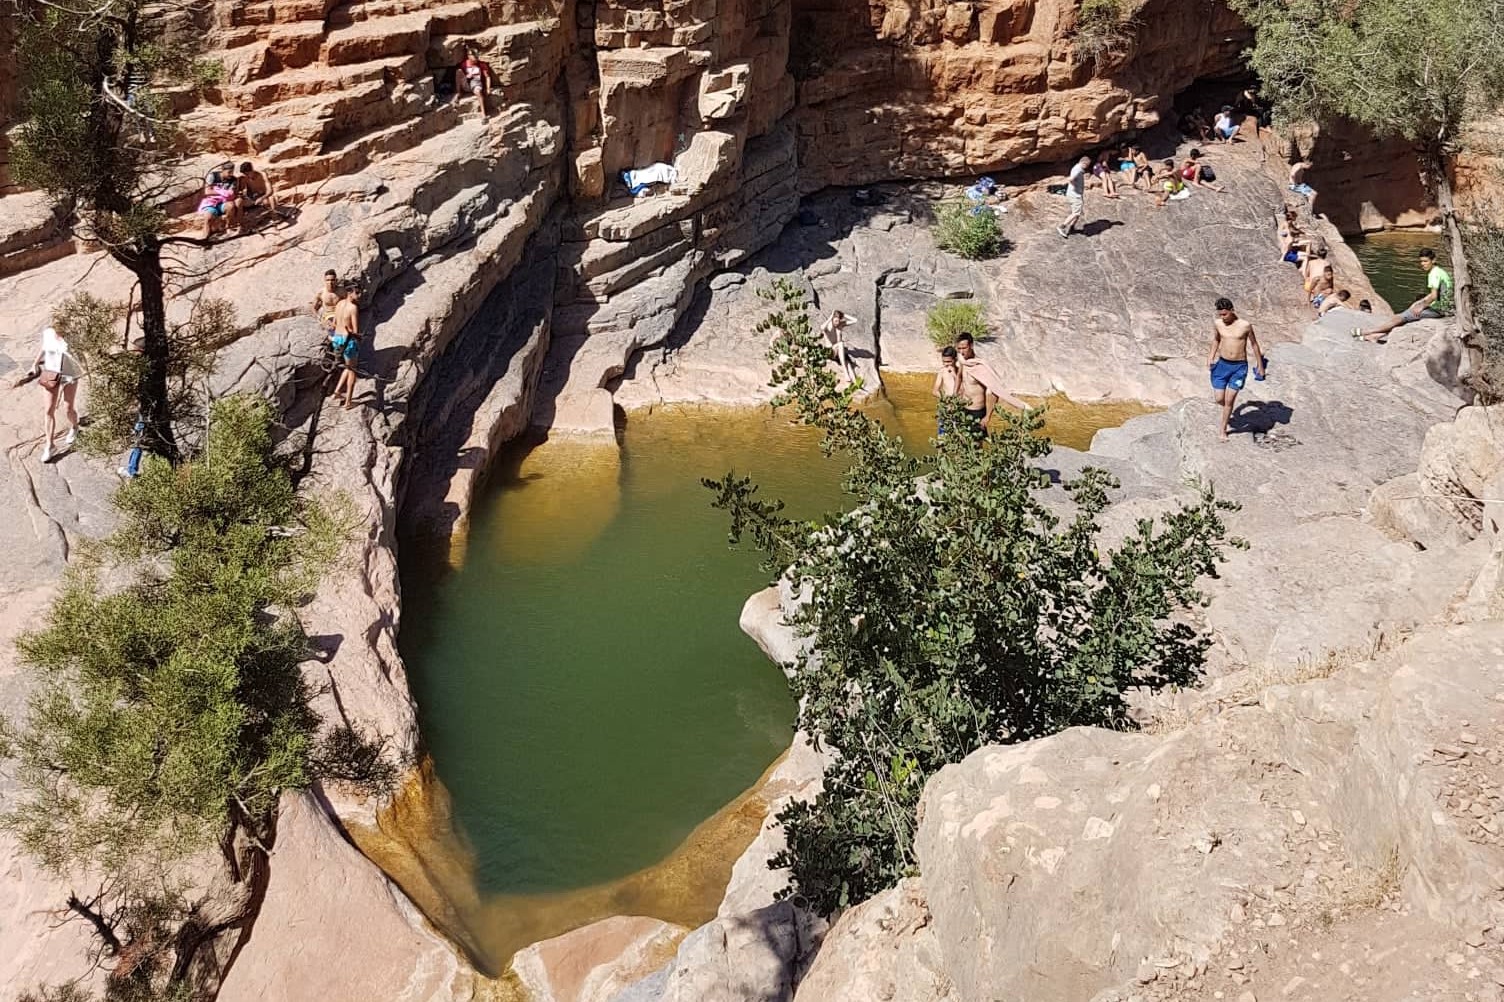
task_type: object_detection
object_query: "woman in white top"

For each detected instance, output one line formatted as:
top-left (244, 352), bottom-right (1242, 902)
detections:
top-left (29, 326), bottom-right (80, 463)
top-left (820, 310), bottom-right (857, 384)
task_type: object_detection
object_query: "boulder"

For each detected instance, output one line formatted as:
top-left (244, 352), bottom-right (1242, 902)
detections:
top-left (793, 880), bottom-right (952, 1002)
top-left (512, 917), bottom-right (688, 1002)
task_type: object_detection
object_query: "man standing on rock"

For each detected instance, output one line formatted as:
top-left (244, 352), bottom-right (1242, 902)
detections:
top-left (1057, 156), bottom-right (1091, 238)
top-left (331, 283), bottom-right (363, 411)
top-left (1208, 297), bottom-right (1265, 442)
top-left (956, 333), bottom-right (1028, 434)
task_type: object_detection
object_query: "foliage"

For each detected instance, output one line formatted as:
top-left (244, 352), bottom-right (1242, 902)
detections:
top-left (1229, 0), bottom-right (1504, 149)
top-left (1073, 0), bottom-right (1131, 65)
top-left (1466, 212), bottom-right (1504, 387)
top-left (51, 292), bottom-right (233, 457)
top-left (925, 300), bottom-right (989, 347)
top-left (933, 201), bottom-right (1005, 260)
top-left (312, 724), bottom-right (401, 800)
top-left (706, 280), bottom-right (1242, 914)
top-left (11, 0), bottom-right (225, 461)
top-left (1, 395), bottom-right (359, 998)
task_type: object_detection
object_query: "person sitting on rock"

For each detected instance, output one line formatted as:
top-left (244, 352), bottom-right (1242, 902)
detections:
top-left (1126, 145), bottom-right (1156, 189)
top-left (1154, 159), bottom-right (1187, 208)
top-left (1180, 150), bottom-right (1225, 192)
top-left (1317, 289), bottom-right (1352, 316)
top-left (1300, 245), bottom-right (1330, 292)
top-left (1180, 106), bottom-right (1212, 143)
top-left (1360, 248), bottom-right (1453, 342)
top-left (1213, 106), bottom-right (1240, 142)
top-left (1091, 150), bottom-right (1122, 199)
top-left (197, 162), bottom-right (240, 239)
top-left (453, 48), bottom-right (494, 113)
top-left (236, 161), bottom-right (278, 222)
top-left (820, 310), bottom-right (858, 384)
top-left (1309, 264), bottom-right (1336, 308)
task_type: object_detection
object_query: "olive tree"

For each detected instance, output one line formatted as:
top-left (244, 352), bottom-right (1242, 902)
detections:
top-left (705, 281), bottom-right (1242, 912)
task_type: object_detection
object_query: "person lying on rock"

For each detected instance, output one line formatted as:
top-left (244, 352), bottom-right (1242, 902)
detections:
top-left (1317, 289), bottom-right (1352, 316)
top-left (1181, 150), bottom-right (1225, 192)
top-left (454, 48), bottom-right (495, 114)
top-left (1360, 248), bottom-right (1453, 342)
top-left (236, 161), bottom-right (278, 222)
top-left (956, 333), bottom-right (1027, 435)
top-left (1208, 297), bottom-right (1264, 443)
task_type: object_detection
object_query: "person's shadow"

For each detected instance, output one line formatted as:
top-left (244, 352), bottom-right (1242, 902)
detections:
top-left (1081, 219), bottom-right (1126, 237)
top-left (1230, 399), bottom-right (1293, 435)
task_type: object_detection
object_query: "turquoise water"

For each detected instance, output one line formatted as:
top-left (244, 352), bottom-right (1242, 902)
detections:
top-left (1351, 230), bottom-right (1452, 313)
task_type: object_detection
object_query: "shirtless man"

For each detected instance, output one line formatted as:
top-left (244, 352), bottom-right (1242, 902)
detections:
top-left (932, 346), bottom-right (964, 436)
top-left (1309, 264), bottom-right (1336, 307)
top-left (1207, 297), bottom-right (1264, 442)
top-left (312, 269), bottom-right (340, 331)
top-left (820, 310), bottom-right (857, 383)
top-left (331, 284), bottom-right (362, 410)
top-left (955, 333), bottom-right (1027, 434)
top-left (1288, 159), bottom-right (1317, 216)
top-left (1300, 245), bottom-right (1330, 293)
top-left (236, 161), bottom-right (278, 220)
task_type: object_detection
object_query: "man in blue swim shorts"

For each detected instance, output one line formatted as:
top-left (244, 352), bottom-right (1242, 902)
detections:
top-left (1208, 297), bottom-right (1265, 442)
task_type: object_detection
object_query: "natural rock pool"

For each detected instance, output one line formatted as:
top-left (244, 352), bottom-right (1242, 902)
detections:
top-left (1350, 229), bottom-right (1453, 312)
top-left (397, 377), bottom-right (1152, 966)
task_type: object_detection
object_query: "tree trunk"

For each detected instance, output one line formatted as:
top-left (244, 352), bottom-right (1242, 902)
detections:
top-left (121, 239), bottom-right (178, 463)
top-left (1431, 149), bottom-right (1489, 390)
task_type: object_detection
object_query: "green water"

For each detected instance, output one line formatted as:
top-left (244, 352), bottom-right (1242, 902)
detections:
top-left (398, 384), bottom-right (1154, 909)
top-left (1351, 230), bottom-right (1452, 312)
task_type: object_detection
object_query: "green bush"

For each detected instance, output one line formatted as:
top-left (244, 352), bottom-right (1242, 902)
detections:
top-left (1074, 0), bottom-right (1129, 63)
top-left (1467, 218), bottom-right (1504, 398)
top-left (933, 201), bottom-right (1004, 260)
top-left (926, 300), bottom-right (989, 346)
top-left (709, 281), bottom-right (1242, 914)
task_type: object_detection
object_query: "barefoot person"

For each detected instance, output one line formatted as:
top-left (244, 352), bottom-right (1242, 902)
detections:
top-left (1361, 248), bottom-right (1453, 342)
top-left (28, 326), bottom-right (80, 463)
top-left (331, 284), bottom-right (363, 410)
top-left (956, 332), bottom-right (1028, 434)
top-left (1288, 158), bottom-right (1318, 216)
top-left (820, 309), bottom-right (858, 383)
top-left (235, 161), bottom-right (278, 223)
top-left (453, 48), bottom-right (494, 113)
top-left (1057, 156), bottom-right (1091, 238)
top-left (1208, 297), bottom-right (1264, 442)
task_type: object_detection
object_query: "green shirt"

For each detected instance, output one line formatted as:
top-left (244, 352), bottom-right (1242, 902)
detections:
top-left (1427, 265), bottom-right (1454, 316)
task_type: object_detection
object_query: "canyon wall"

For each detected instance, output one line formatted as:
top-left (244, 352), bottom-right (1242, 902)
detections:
top-left (2, 1), bottom-right (1470, 1000)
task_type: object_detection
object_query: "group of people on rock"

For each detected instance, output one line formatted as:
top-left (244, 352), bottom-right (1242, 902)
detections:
top-left (196, 160), bottom-right (278, 239)
top-left (312, 269), bottom-right (365, 410)
top-left (1057, 142), bottom-right (1231, 237)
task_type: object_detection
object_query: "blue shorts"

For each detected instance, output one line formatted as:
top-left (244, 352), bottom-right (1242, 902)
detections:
top-left (1289, 183), bottom-right (1315, 198)
top-left (1211, 357), bottom-right (1248, 391)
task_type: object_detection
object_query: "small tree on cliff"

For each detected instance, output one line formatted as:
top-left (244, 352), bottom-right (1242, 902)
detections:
top-left (1230, 0), bottom-right (1504, 382)
top-left (0, 396), bottom-right (386, 1001)
top-left (8, 0), bottom-right (228, 462)
top-left (705, 281), bottom-right (1242, 913)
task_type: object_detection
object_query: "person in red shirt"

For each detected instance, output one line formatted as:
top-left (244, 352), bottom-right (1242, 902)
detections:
top-left (453, 48), bottom-right (494, 114)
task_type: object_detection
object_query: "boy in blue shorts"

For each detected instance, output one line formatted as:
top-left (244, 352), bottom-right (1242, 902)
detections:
top-left (1208, 297), bottom-right (1265, 442)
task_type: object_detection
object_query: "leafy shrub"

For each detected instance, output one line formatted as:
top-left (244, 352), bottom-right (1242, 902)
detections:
top-left (1466, 217), bottom-right (1504, 398)
top-left (708, 280), bottom-right (1242, 914)
top-left (1074, 0), bottom-right (1130, 64)
top-left (926, 300), bottom-right (989, 346)
top-left (933, 201), bottom-right (1004, 260)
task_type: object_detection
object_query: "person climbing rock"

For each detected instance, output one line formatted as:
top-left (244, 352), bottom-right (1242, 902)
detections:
top-left (1207, 297), bottom-right (1264, 442)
